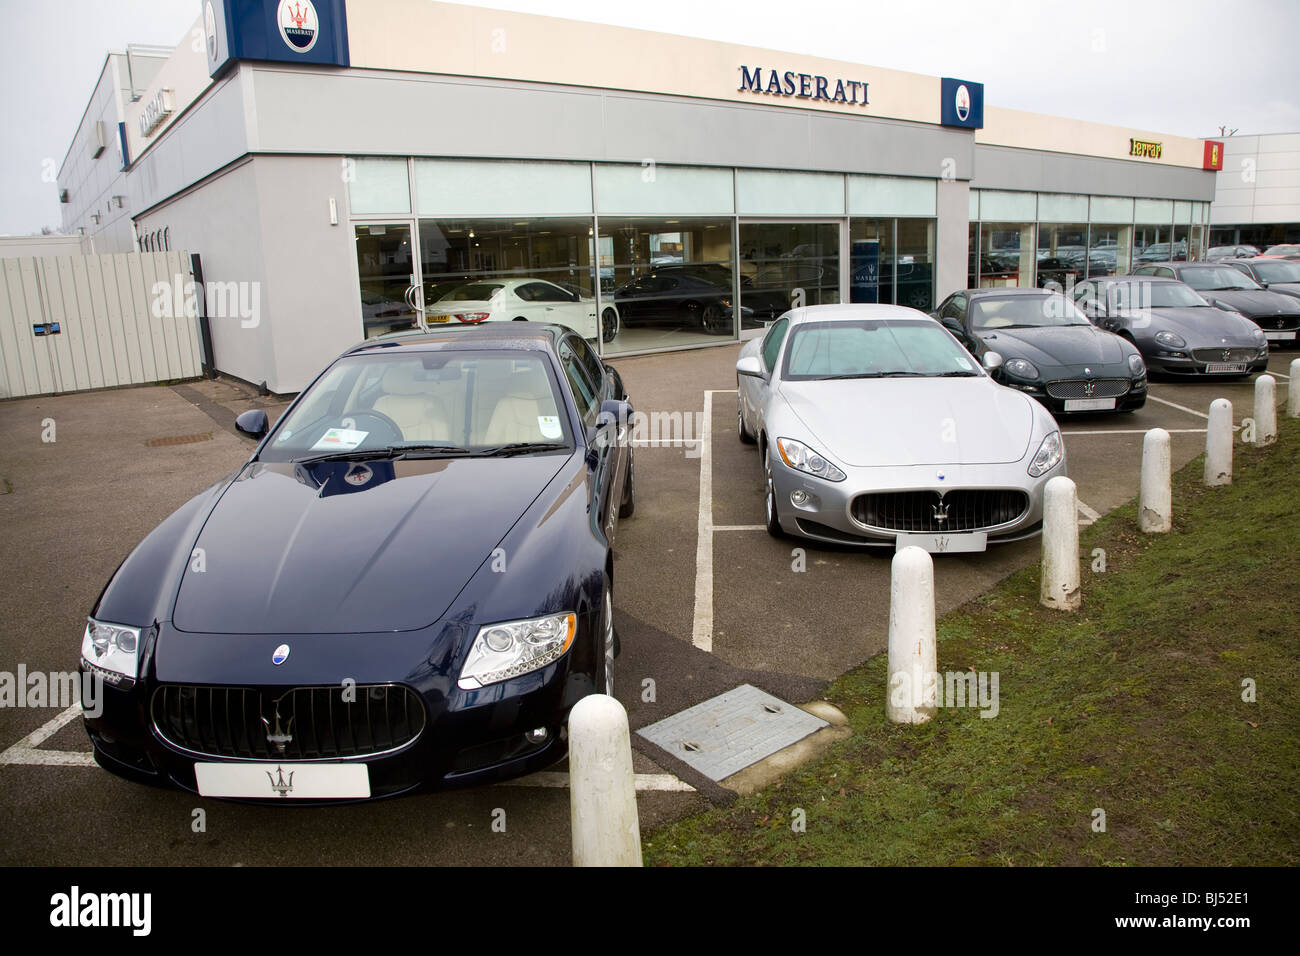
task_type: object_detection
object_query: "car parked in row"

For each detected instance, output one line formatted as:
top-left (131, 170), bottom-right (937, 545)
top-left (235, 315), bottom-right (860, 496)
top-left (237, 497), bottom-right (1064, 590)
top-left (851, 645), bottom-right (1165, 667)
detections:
top-left (80, 323), bottom-right (634, 801)
top-left (1221, 257), bottom-right (1300, 307)
top-left (1073, 276), bottom-right (1270, 377)
top-left (1207, 244), bottom-right (1261, 260)
top-left (1133, 261), bottom-right (1300, 344)
top-left (932, 288), bottom-right (1148, 415)
top-left (736, 304), bottom-right (1067, 553)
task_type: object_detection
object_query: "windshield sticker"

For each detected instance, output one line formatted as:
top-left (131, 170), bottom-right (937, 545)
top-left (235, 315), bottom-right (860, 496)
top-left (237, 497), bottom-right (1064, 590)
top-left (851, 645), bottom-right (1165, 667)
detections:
top-left (954, 355), bottom-right (973, 370)
top-left (538, 416), bottom-right (562, 439)
top-left (310, 428), bottom-right (369, 451)
top-left (276, 429), bottom-right (293, 442)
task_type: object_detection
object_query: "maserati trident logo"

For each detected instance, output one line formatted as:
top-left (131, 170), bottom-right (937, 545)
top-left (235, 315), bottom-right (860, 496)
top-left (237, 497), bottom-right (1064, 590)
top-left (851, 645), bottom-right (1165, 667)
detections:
top-left (1082, 381), bottom-right (1096, 397)
top-left (932, 499), bottom-right (950, 525)
top-left (1223, 349), bottom-right (1232, 361)
top-left (276, 0), bottom-right (320, 53)
top-left (261, 697), bottom-right (295, 755)
top-left (267, 765), bottom-right (294, 797)
top-left (272, 643), bottom-right (290, 665)
top-left (954, 84), bottom-right (971, 122)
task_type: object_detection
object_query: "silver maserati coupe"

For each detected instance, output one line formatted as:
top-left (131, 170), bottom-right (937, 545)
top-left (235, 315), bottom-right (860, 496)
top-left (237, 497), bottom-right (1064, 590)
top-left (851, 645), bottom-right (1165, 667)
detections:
top-left (736, 304), bottom-right (1067, 553)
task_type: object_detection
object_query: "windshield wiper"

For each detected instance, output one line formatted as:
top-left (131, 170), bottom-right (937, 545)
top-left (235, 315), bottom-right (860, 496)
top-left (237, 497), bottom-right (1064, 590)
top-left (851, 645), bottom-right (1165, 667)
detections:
top-left (291, 442), bottom-right (471, 464)
top-left (475, 442), bottom-right (571, 457)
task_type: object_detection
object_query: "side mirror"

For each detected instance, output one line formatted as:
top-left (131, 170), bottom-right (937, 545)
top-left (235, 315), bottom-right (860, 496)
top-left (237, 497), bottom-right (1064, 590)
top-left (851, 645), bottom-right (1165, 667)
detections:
top-left (736, 355), bottom-right (765, 378)
top-left (940, 316), bottom-right (966, 339)
top-left (235, 408), bottom-right (268, 439)
top-left (982, 351), bottom-right (1004, 371)
top-left (596, 399), bottom-right (632, 434)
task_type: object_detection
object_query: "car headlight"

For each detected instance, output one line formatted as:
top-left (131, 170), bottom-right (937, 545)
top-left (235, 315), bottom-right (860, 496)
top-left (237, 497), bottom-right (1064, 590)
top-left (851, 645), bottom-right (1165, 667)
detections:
top-left (776, 437), bottom-right (847, 482)
top-left (1251, 328), bottom-right (1267, 345)
top-left (458, 611), bottom-right (576, 690)
top-left (1028, 430), bottom-right (1064, 477)
top-left (1154, 330), bottom-right (1186, 349)
top-left (1128, 353), bottom-right (1146, 376)
top-left (80, 618), bottom-right (141, 685)
top-left (1003, 358), bottom-right (1040, 380)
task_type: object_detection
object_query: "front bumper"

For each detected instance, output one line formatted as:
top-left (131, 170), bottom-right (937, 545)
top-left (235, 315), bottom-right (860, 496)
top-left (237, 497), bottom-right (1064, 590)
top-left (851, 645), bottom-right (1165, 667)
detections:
top-left (999, 377), bottom-right (1148, 415)
top-left (769, 454), bottom-right (1063, 549)
top-left (81, 621), bottom-right (600, 803)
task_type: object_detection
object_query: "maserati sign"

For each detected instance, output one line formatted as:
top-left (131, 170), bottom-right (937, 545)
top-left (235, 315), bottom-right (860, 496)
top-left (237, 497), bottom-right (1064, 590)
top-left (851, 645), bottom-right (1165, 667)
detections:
top-left (738, 66), bottom-right (870, 107)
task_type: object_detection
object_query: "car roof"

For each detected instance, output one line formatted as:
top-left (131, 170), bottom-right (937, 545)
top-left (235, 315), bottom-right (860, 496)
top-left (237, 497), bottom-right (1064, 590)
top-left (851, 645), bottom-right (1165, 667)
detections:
top-left (1088, 274), bottom-right (1180, 284)
top-left (962, 287), bottom-right (1059, 298)
top-left (785, 303), bottom-right (932, 324)
top-left (342, 323), bottom-right (567, 357)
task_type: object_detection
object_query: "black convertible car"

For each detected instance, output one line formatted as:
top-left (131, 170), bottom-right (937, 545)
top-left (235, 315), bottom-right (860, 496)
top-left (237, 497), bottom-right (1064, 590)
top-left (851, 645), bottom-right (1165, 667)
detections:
top-left (1073, 276), bottom-right (1269, 378)
top-left (932, 287), bottom-right (1148, 414)
top-left (80, 324), bottom-right (634, 801)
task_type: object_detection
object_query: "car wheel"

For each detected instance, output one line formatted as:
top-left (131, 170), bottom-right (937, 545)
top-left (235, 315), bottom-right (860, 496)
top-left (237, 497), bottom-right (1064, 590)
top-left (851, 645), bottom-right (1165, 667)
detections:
top-left (617, 447), bottom-right (635, 519)
top-left (602, 307), bottom-right (619, 343)
top-left (738, 398), bottom-right (755, 444)
top-left (906, 287), bottom-right (931, 310)
top-left (596, 582), bottom-right (615, 698)
top-left (764, 449), bottom-right (783, 538)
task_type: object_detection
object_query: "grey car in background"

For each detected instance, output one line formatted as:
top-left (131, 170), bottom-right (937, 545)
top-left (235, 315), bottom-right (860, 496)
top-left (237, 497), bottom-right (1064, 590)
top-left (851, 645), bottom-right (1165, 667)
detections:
top-left (735, 304), bottom-right (1067, 553)
top-left (1073, 276), bottom-right (1269, 376)
top-left (1133, 261), bottom-right (1300, 343)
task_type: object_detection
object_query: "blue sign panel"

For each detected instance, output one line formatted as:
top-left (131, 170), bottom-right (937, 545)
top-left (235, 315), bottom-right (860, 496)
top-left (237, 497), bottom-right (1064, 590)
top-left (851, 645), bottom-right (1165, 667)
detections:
top-left (205, 0), bottom-right (349, 77)
top-left (940, 77), bottom-right (983, 129)
top-left (850, 240), bottom-right (880, 304)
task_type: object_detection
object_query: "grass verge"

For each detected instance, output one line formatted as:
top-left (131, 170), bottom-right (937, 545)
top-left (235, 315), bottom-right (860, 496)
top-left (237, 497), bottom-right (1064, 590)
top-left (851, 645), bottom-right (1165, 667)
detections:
top-left (645, 415), bottom-right (1300, 866)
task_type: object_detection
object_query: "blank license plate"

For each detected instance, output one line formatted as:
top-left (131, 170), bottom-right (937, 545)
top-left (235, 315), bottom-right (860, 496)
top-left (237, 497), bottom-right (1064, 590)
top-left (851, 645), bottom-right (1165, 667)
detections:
top-left (195, 762), bottom-right (370, 799)
top-left (896, 531), bottom-right (988, 554)
top-left (1064, 397), bottom-right (1116, 411)
top-left (1265, 331), bottom-right (1296, 341)
top-left (1204, 362), bottom-right (1248, 373)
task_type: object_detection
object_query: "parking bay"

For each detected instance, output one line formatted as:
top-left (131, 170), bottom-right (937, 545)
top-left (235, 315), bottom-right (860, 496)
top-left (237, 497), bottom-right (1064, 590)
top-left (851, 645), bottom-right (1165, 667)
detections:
top-left (0, 347), bottom-right (1290, 865)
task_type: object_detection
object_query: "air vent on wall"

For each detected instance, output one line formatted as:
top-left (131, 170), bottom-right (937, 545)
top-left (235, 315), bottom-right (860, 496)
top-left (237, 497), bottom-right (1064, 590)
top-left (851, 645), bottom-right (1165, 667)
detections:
top-left (59, 189), bottom-right (69, 204)
top-left (89, 120), bottom-right (107, 158)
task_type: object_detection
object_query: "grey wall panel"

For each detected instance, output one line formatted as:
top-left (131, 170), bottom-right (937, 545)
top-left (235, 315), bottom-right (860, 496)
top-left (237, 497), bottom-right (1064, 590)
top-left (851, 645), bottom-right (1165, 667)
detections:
top-left (246, 66), bottom-right (970, 179)
top-left (935, 179), bottom-right (970, 299)
top-left (973, 145), bottom-right (1215, 202)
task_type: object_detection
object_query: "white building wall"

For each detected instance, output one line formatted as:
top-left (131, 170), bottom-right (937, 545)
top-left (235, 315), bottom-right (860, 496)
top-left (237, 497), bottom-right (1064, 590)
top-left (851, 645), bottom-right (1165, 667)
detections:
top-left (1211, 133), bottom-right (1300, 227)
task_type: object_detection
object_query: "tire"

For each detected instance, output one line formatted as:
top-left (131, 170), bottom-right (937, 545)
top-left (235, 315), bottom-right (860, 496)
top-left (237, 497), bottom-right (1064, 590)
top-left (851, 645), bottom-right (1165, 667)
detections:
top-left (617, 447), bottom-right (635, 518)
top-left (763, 447), bottom-right (783, 538)
top-left (702, 303), bottom-right (725, 334)
top-left (596, 581), bottom-right (616, 698)
top-left (905, 287), bottom-right (931, 310)
top-left (601, 307), bottom-right (619, 343)
top-left (738, 396), bottom-right (755, 444)
top-left (512, 316), bottom-right (527, 321)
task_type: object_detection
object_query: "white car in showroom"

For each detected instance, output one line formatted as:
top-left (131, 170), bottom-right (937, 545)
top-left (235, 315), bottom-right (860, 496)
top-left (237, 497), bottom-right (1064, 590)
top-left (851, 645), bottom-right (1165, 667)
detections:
top-left (736, 304), bottom-right (1067, 553)
top-left (426, 278), bottom-right (620, 343)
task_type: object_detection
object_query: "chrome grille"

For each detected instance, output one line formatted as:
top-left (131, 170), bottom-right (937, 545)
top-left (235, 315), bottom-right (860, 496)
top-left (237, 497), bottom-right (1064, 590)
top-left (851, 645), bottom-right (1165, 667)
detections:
top-left (1045, 378), bottom-right (1131, 400)
top-left (1192, 347), bottom-right (1256, 363)
top-left (152, 684), bottom-right (426, 760)
top-left (851, 489), bottom-right (1029, 533)
top-left (1259, 315), bottom-right (1300, 331)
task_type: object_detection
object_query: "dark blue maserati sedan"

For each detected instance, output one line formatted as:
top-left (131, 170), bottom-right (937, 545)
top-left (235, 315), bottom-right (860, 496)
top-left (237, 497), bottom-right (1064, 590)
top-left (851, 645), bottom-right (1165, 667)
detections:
top-left (80, 324), bottom-right (635, 801)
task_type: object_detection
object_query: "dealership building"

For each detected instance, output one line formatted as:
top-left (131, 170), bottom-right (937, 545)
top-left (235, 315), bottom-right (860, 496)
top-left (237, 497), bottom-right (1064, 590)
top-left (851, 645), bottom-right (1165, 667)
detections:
top-left (55, 0), bottom-right (1226, 393)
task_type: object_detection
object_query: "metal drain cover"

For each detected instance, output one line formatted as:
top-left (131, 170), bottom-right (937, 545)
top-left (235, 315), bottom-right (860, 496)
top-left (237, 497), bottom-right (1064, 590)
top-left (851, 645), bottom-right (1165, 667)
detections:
top-left (636, 684), bottom-right (828, 782)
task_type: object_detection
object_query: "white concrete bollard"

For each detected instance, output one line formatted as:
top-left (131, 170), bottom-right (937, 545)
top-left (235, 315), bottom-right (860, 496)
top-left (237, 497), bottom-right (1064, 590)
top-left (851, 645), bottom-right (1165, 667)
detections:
top-left (568, 694), bottom-right (642, 867)
top-left (886, 546), bottom-right (938, 724)
top-left (1139, 428), bottom-right (1172, 534)
top-left (1204, 399), bottom-right (1233, 486)
top-left (1289, 359), bottom-right (1300, 419)
top-left (1254, 374), bottom-right (1277, 446)
top-left (1040, 476), bottom-right (1080, 611)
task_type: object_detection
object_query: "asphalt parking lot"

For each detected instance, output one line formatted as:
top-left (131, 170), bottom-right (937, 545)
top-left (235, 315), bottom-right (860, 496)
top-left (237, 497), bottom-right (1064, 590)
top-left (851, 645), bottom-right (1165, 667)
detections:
top-left (0, 345), bottom-right (1294, 865)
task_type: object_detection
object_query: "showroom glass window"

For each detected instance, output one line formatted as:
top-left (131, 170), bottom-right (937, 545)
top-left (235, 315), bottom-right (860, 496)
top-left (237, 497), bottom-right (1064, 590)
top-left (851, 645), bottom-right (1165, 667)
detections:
top-left (599, 216), bottom-right (735, 352)
top-left (1035, 222), bottom-right (1088, 291)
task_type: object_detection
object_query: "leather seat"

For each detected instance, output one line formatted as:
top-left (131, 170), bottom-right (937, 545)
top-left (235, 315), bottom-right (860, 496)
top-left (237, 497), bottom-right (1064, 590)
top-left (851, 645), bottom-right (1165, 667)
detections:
top-left (372, 365), bottom-right (452, 442)
top-left (481, 372), bottom-right (557, 444)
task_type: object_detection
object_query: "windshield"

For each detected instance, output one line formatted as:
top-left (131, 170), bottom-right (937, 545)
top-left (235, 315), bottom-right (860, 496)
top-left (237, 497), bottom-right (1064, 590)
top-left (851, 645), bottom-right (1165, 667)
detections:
top-left (1104, 280), bottom-right (1209, 310)
top-left (261, 350), bottom-right (570, 462)
top-left (969, 295), bottom-right (1091, 330)
top-left (1179, 267), bottom-right (1260, 291)
top-left (782, 319), bottom-right (981, 380)
top-left (1251, 260), bottom-right (1300, 283)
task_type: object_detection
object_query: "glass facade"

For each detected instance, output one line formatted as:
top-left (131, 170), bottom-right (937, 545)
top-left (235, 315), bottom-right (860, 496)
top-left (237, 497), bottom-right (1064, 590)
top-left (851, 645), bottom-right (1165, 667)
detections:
top-left (346, 159), bottom-right (1211, 355)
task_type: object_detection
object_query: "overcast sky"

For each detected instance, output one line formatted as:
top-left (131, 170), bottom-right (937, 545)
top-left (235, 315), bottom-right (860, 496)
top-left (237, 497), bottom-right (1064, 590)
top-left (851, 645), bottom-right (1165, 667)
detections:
top-left (1, 0), bottom-right (1297, 236)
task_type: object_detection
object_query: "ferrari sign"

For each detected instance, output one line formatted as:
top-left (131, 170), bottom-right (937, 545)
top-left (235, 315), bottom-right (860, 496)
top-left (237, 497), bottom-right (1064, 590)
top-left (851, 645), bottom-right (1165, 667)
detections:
top-left (1203, 140), bottom-right (1225, 170)
top-left (1129, 138), bottom-right (1163, 160)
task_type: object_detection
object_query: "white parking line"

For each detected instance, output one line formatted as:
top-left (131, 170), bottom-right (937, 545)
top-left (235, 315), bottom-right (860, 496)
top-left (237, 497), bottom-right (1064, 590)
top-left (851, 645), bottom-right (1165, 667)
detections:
top-left (1146, 395), bottom-right (1211, 419)
top-left (0, 705), bottom-right (95, 766)
top-left (1063, 428), bottom-right (1211, 436)
top-left (1076, 499), bottom-right (1101, 526)
top-left (714, 524), bottom-right (767, 532)
top-left (691, 391), bottom-right (719, 652)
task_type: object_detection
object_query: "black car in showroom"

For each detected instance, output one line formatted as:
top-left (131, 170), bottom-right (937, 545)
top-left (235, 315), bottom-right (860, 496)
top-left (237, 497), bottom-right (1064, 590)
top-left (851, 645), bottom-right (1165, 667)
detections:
top-left (1134, 261), bottom-right (1300, 344)
top-left (932, 287), bottom-right (1147, 414)
top-left (80, 324), bottom-right (634, 801)
top-left (612, 263), bottom-right (739, 334)
top-left (1073, 276), bottom-right (1269, 377)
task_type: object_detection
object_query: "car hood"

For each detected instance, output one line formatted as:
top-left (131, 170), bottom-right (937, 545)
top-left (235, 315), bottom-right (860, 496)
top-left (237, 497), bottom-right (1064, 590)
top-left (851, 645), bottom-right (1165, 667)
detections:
top-left (779, 378), bottom-right (1035, 467)
top-left (172, 454), bottom-right (569, 634)
top-left (977, 324), bottom-right (1127, 370)
top-left (1122, 307), bottom-right (1262, 345)
top-left (1198, 289), bottom-right (1298, 317)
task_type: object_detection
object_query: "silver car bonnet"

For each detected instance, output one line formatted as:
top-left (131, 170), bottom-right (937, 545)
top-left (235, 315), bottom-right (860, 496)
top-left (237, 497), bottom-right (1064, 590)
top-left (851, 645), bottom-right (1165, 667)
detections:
top-left (778, 376), bottom-right (1036, 468)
